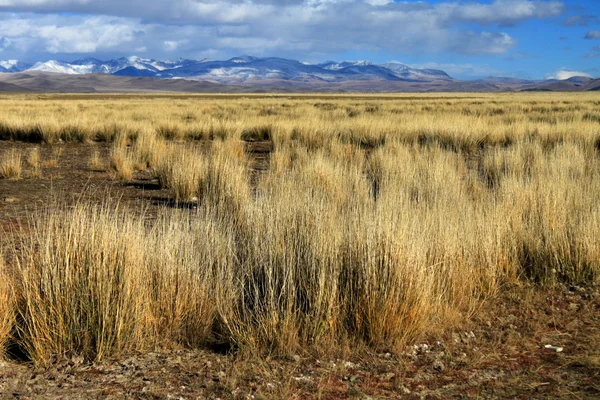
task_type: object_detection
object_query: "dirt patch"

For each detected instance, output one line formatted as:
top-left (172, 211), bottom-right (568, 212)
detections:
top-left (0, 141), bottom-right (176, 228)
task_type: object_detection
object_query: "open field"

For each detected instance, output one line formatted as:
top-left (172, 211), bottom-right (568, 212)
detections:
top-left (1, 92), bottom-right (600, 398)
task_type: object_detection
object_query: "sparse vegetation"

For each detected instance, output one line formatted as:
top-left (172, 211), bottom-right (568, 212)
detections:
top-left (43, 146), bottom-right (63, 168)
top-left (110, 144), bottom-right (134, 181)
top-left (27, 147), bottom-right (42, 178)
top-left (0, 92), bottom-right (599, 385)
top-left (88, 149), bottom-right (105, 171)
top-left (0, 254), bottom-right (14, 360)
top-left (0, 149), bottom-right (23, 179)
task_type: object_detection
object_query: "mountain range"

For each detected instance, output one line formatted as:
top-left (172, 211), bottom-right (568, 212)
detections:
top-left (0, 56), bottom-right (598, 92)
top-left (0, 56), bottom-right (453, 83)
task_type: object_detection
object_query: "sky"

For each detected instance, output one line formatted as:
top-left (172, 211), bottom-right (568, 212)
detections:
top-left (0, 0), bottom-right (598, 80)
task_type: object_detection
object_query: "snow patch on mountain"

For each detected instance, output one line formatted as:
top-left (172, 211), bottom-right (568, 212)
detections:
top-left (30, 60), bottom-right (98, 74)
top-left (0, 60), bottom-right (31, 73)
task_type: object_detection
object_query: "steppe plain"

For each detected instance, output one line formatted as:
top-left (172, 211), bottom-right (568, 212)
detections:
top-left (0, 92), bottom-right (599, 399)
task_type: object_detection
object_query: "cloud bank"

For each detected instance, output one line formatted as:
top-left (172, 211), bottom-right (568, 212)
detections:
top-left (0, 0), bottom-right (565, 59)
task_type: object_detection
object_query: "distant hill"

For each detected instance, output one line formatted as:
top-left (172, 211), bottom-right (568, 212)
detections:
top-left (0, 72), bottom-right (247, 93)
top-left (0, 58), bottom-right (598, 93)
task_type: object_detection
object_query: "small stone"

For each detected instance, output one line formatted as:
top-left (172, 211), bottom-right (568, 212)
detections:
top-left (433, 360), bottom-right (445, 373)
top-left (399, 386), bottom-right (411, 395)
top-left (414, 343), bottom-right (429, 354)
top-left (71, 355), bottom-right (84, 366)
top-left (544, 345), bottom-right (563, 353)
top-left (383, 372), bottom-right (395, 381)
top-left (292, 355), bottom-right (300, 362)
top-left (452, 333), bottom-right (461, 343)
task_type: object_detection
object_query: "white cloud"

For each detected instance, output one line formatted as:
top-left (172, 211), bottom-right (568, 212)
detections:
top-left (0, 0), bottom-right (565, 59)
top-left (545, 68), bottom-right (591, 80)
top-left (452, 32), bottom-right (516, 54)
top-left (364, 0), bottom-right (393, 5)
top-left (0, 36), bottom-right (10, 50)
top-left (437, 0), bottom-right (564, 25)
top-left (585, 31), bottom-right (600, 40)
top-left (163, 39), bottom-right (188, 51)
top-left (0, 14), bottom-right (141, 54)
top-left (0, 0), bottom-right (88, 5)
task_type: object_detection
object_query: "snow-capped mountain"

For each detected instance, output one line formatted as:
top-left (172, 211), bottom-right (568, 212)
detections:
top-left (0, 60), bottom-right (31, 73)
top-left (28, 56), bottom-right (200, 75)
top-left (0, 56), bottom-right (455, 82)
top-left (380, 62), bottom-right (452, 81)
top-left (154, 57), bottom-right (452, 82)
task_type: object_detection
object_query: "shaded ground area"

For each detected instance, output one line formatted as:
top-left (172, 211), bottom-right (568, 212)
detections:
top-left (0, 142), bottom-right (159, 234)
top-left (1, 141), bottom-right (599, 399)
top-left (0, 140), bottom-right (271, 235)
top-left (0, 284), bottom-right (598, 399)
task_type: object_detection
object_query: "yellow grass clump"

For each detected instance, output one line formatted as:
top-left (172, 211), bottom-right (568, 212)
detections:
top-left (109, 141), bottom-right (134, 180)
top-left (0, 254), bottom-right (15, 360)
top-left (27, 147), bottom-right (42, 178)
top-left (0, 149), bottom-right (23, 179)
top-left (88, 150), bottom-right (105, 172)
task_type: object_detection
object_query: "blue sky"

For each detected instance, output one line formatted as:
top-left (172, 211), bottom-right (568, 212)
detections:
top-left (0, 0), bottom-right (598, 79)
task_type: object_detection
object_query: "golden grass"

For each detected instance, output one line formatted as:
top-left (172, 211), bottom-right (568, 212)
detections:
top-left (109, 144), bottom-right (134, 181)
top-left (88, 150), bottom-right (105, 172)
top-left (26, 147), bottom-right (41, 178)
top-left (0, 93), bottom-right (598, 147)
top-left (42, 146), bottom-right (63, 168)
top-left (0, 149), bottom-right (23, 179)
top-left (0, 254), bottom-right (14, 360)
top-left (1, 92), bottom-right (600, 364)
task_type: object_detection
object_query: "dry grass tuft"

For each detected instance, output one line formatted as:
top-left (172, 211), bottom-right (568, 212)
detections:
top-left (27, 148), bottom-right (42, 178)
top-left (110, 144), bottom-right (134, 181)
top-left (43, 146), bottom-right (63, 168)
top-left (88, 150), bottom-right (105, 172)
top-left (0, 149), bottom-right (23, 179)
top-left (0, 254), bottom-right (15, 359)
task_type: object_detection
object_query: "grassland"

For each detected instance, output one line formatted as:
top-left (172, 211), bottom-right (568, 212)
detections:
top-left (0, 92), bottom-right (599, 398)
